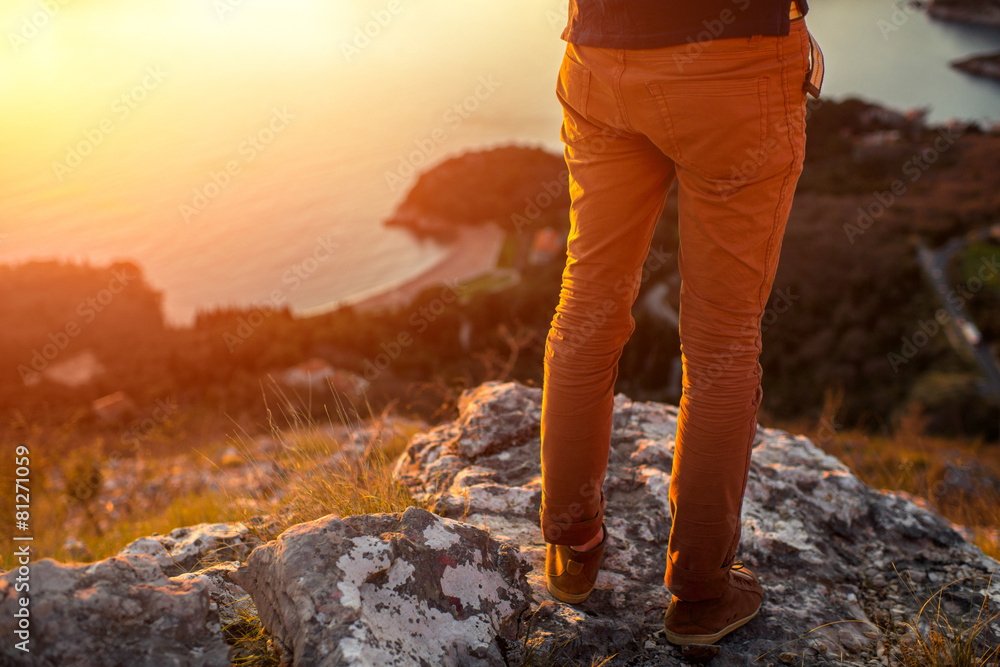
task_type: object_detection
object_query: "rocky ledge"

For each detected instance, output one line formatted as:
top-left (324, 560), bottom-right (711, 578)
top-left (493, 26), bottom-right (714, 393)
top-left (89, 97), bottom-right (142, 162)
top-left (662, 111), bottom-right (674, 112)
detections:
top-left (952, 51), bottom-right (1000, 81)
top-left (393, 382), bottom-right (1000, 665)
top-left (0, 553), bottom-right (232, 667)
top-left (927, 0), bottom-right (1000, 25)
top-left (231, 507), bottom-right (531, 666)
top-left (2, 381), bottom-right (998, 666)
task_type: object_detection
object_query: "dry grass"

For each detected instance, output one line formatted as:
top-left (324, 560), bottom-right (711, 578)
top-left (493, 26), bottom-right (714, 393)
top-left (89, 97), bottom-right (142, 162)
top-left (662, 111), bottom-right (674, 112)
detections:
top-left (774, 389), bottom-right (1000, 561)
top-left (518, 634), bottom-right (617, 667)
top-left (18, 378), bottom-right (998, 665)
top-left (0, 379), bottom-right (425, 582)
top-left (223, 601), bottom-right (283, 667)
top-left (765, 391), bottom-right (1000, 665)
top-left (0, 380), bottom-right (431, 666)
top-left (207, 381), bottom-right (429, 665)
top-left (0, 435), bottom-right (252, 571)
top-left (896, 592), bottom-right (1000, 665)
top-left (870, 569), bottom-right (1000, 667)
top-left (754, 572), bottom-right (999, 665)
top-left (214, 380), bottom-right (427, 537)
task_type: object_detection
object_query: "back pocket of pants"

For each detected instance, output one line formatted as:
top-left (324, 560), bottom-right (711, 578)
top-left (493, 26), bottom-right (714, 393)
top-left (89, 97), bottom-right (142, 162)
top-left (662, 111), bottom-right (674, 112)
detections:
top-left (647, 77), bottom-right (769, 182)
top-left (557, 55), bottom-right (601, 141)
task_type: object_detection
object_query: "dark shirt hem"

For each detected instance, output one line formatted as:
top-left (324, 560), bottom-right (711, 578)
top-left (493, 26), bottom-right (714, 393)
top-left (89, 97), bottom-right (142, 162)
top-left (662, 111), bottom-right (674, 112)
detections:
top-left (561, 15), bottom-right (795, 49)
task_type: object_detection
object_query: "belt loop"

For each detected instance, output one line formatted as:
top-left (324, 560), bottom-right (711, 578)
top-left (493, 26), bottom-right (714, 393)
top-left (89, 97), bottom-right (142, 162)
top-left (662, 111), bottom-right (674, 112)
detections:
top-left (803, 30), bottom-right (824, 99)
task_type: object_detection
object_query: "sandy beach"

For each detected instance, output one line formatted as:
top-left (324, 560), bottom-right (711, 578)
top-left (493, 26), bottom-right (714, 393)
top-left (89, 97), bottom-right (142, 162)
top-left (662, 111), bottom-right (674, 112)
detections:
top-left (346, 223), bottom-right (507, 313)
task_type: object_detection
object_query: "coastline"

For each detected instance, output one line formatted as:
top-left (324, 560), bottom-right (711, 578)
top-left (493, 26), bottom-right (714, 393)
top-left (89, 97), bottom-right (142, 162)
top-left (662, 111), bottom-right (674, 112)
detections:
top-left (927, 6), bottom-right (1000, 26)
top-left (333, 223), bottom-right (507, 314)
top-left (953, 51), bottom-right (1000, 81)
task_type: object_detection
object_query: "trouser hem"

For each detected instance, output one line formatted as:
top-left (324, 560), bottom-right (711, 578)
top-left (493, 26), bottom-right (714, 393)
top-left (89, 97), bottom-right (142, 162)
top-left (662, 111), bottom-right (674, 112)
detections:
top-left (664, 553), bottom-right (730, 602)
top-left (540, 493), bottom-right (606, 546)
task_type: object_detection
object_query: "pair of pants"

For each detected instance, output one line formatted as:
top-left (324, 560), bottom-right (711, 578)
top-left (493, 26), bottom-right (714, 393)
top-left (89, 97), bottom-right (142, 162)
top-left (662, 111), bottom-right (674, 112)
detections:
top-left (540, 19), bottom-right (811, 602)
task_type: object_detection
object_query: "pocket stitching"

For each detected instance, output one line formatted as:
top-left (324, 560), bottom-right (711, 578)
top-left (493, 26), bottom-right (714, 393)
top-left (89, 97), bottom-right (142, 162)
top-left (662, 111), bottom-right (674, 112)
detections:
top-left (645, 82), bottom-right (681, 161)
top-left (560, 58), bottom-right (602, 141)
top-left (565, 59), bottom-right (591, 118)
top-left (649, 77), bottom-right (770, 182)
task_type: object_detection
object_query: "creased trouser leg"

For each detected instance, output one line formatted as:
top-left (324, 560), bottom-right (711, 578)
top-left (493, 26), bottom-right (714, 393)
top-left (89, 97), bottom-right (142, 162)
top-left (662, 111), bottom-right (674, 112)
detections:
top-left (541, 24), bottom-right (810, 598)
top-left (541, 120), bottom-right (676, 546)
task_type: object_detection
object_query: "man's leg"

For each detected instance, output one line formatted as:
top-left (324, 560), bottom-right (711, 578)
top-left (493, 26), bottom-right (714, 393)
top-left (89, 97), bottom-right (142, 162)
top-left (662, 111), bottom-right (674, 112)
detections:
top-left (642, 24), bottom-right (811, 602)
top-left (540, 43), bottom-right (677, 548)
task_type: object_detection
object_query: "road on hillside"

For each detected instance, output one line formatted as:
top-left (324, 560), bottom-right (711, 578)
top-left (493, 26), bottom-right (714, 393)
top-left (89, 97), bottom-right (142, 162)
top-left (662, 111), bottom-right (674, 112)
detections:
top-left (915, 223), bottom-right (1000, 399)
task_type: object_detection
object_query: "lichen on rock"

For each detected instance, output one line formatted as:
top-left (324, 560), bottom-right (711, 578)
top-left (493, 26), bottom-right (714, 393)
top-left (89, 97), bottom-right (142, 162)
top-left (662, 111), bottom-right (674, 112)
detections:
top-left (395, 381), bottom-right (1000, 665)
top-left (231, 506), bottom-right (532, 666)
top-left (0, 553), bottom-right (231, 667)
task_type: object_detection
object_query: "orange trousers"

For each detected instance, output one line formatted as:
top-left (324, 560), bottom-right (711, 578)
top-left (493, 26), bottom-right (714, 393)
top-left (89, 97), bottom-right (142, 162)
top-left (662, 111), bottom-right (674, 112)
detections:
top-left (540, 19), bottom-right (811, 602)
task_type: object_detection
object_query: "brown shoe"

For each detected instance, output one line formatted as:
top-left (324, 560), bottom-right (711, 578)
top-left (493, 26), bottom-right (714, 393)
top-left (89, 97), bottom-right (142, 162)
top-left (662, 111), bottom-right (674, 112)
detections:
top-left (545, 524), bottom-right (607, 604)
top-left (662, 561), bottom-right (763, 645)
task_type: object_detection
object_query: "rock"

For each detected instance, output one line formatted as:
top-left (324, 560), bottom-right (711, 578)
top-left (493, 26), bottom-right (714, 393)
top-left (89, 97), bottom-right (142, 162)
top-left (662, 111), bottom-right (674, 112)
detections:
top-left (953, 50), bottom-right (1000, 81)
top-left (231, 506), bottom-right (532, 666)
top-left (218, 446), bottom-right (244, 468)
top-left (279, 359), bottom-right (371, 399)
top-left (61, 536), bottom-right (92, 561)
top-left (384, 145), bottom-right (570, 240)
top-left (394, 381), bottom-right (1000, 666)
top-left (118, 521), bottom-right (263, 577)
top-left (91, 390), bottom-right (136, 422)
top-left (929, 0), bottom-right (1000, 26)
top-left (173, 561), bottom-right (257, 631)
top-left (683, 643), bottom-right (721, 663)
top-left (0, 553), bottom-right (230, 667)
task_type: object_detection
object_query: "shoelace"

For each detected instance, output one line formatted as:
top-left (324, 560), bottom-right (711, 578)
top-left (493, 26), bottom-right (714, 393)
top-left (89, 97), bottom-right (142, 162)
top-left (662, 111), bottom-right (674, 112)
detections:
top-left (728, 560), bottom-right (760, 592)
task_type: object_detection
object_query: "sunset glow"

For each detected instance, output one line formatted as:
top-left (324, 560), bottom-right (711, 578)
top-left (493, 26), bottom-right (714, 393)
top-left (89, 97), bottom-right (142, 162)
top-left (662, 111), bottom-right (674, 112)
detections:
top-left (0, 0), bottom-right (568, 324)
top-left (1, 0), bottom-right (999, 659)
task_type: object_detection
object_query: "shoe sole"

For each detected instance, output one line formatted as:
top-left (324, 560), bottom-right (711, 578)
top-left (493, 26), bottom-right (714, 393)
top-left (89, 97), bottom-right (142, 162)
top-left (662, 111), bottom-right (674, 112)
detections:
top-left (662, 607), bottom-right (760, 645)
top-left (546, 580), bottom-right (593, 604)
